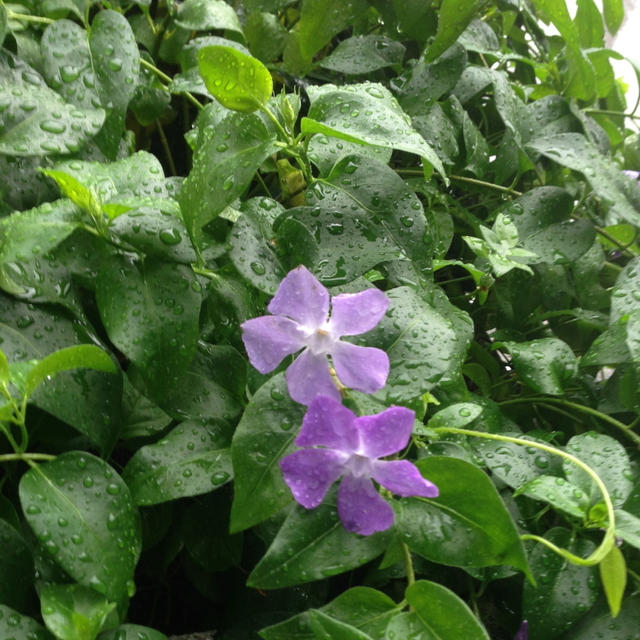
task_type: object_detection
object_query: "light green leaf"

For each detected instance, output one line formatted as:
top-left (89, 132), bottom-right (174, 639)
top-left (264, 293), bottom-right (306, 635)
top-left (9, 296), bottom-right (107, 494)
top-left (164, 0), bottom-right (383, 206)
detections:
top-left (603, 0), bottom-right (624, 34)
top-left (198, 45), bottom-right (272, 112)
top-left (600, 545), bottom-right (626, 617)
top-left (611, 257), bottom-right (640, 323)
top-left (175, 0), bottom-right (242, 34)
top-left (426, 0), bottom-right (486, 62)
top-left (40, 584), bottom-right (115, 640)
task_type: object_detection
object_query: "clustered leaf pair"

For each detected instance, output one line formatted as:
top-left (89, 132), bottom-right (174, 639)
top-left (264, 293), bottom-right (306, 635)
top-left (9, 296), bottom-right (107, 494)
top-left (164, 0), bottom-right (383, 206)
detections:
top-left (241, 266), bottom-right (438, 535)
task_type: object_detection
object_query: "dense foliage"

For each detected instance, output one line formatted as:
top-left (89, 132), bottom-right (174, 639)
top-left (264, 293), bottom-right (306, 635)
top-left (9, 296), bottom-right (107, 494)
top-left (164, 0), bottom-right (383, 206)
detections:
top-left (1, 0), bottom-right (640, 638)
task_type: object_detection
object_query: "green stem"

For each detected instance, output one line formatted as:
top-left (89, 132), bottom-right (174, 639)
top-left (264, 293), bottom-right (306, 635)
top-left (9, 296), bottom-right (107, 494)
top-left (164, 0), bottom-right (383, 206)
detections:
top-left (401, 541), bottom-right (416, 588)
top-left (432, 427), bottom-right (616, 567)
top-left (156, 120), bottom-right (177, 176)
top-left (595, 226), bottom-right (637, 257)
top-left (7, 10), bottom-right (54, 24)
top-left (139, 59), bottom-right (203, 110)
top-left (259, 105), bottom-right (292, 144)
top-left (583, 108), bottom-right (640, 120)
top-left (191, 265), bottom-right (220, 280)
top-left (0, 453), bottom-right (56, 463)
top-left (395, 170), bottom-right (523, 196)
top-left (499, 397), bottom-right (640, 446)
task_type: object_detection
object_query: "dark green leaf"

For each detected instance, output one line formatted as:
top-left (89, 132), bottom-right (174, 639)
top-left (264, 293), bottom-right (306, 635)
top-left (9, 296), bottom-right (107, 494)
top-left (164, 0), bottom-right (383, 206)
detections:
top-left (248, 491), bottom-right (391, 589)
top-left (565, 594), bottom-right (640, 639)
top-left (404, 580), bottom-right (490, 639)
top-left (0, 604), bottom-right (53, 640)
top-left (123, 420), bottom-right (233, 506)
top-left (230, 373), bottom-right (305, 533)
top-left (515, 476), bottom-right (589, 520)
top-left (19, 452), bottom-right (141, 601)
top-left (426, 0), bottom-right (486, 62)
top-left (366, 287), bottom-right (472, 404)
top-left (563, 432), bottom-right (633, 506)
top-left (179, 111), bottom-right (278, 246)
top-left (245, 12), bottom-right (287, 63)
top-left (397, 457), bottom-right (531, 577)
top-left (96, 255), bottom-right (201, 401)
top-left (309, 610), bottom-right (373, 640)
top-left (498, 338), bottom-right (578, 395)
top-left (0, 519), bottom-right (34, 612)
top-left (302, 83), bottom-right (447, 181)
top-left (98, 625), bottom-right (167, 640)
top-left (40, 584), bottom-right (115, 640)
top-left (198, 46), bottom-right (272, 112)
top-left (175, 0), bottom-right (242, 33)
top-left (319, 36), bottom-right (405, 75)
top-left (523, 527), bottom-right (598, 638)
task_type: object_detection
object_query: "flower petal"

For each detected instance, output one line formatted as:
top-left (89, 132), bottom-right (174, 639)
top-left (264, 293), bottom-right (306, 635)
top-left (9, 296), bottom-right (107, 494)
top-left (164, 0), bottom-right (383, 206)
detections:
top-left (296, 395), bottom-right (358, 452)
top-left (331, 341), bottom-right (389, 394)
top-left (371, 460), bottom-right (439, 498)
top-left (328, 289), bottom-right (389, 336)
top-left (280, 449), bottom-right (346, 509)
top-left (241, 315), bottom-right (305, 374)
top-left (286, 348), bottom-right (340, 405)
top-left (337, 474), bottom-right (394, 535)
top-left (268, 265), bottom-right (329, 328)
top-left (354, 406), bottom-right (415, 459)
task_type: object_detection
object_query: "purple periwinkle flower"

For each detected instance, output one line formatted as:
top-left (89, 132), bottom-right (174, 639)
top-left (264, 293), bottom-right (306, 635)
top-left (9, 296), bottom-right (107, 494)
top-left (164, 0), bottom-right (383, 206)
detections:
top-left (241, 266), bottom-right (390, 405)
top-left (279, 395), bottom-right (439, 535)
top-left (514, 621), bottom-right (528, 640)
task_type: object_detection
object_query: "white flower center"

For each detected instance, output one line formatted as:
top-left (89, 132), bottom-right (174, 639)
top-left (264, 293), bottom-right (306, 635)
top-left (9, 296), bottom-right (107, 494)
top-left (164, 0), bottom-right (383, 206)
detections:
top-left (304, 326), bottom-right (336, 355)
top-left (343, 453), bottom-right (373, 479)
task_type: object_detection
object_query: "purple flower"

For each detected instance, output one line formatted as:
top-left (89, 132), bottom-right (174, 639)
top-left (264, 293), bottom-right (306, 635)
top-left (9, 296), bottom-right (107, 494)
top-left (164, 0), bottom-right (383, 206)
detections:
top-left (241, 266), bottom-right (390, 405)
top-left (279, 395), bottom-right (439, 535)
top-left (514, 621), bottom-right (528, 640)
top-left (623, 170), bottom-right (640, 180)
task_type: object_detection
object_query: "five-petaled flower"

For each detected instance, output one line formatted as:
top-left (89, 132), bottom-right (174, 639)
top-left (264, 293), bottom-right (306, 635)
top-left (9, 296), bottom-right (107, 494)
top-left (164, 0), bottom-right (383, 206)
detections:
top-left (241, 265), bottom-right (390, 405)
top-left (279, 395), bottom-right (439, 535)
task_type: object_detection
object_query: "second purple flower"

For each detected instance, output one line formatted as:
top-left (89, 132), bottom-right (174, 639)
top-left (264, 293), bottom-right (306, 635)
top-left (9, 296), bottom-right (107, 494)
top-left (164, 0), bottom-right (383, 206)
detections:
top-left (241, 265), bottom-right (390, 405)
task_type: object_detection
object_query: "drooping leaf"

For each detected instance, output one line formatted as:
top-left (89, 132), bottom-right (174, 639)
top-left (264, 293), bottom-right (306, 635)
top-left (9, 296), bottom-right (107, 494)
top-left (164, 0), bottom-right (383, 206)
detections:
top-left (599, 545), bottom-right (626, 618)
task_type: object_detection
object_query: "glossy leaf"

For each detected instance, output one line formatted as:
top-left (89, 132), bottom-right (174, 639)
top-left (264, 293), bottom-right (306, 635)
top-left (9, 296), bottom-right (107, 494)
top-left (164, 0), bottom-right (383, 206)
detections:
top-left (309, 610), bottom-right (373, 640)
top-left (523, 527), bottom-right (598, 639)
top-left (0, 604), bottom-right (53, 640)
top-left (600, 545), bottom-right (626, 618)
top-left (397, 457), bottom-right (531, 577)
top-left (426, 0), bottom-right (485, 62)
top-left (516, 475), bottom-right (590, 520)
top-left (96, 255), bottom-right (201, 401)
top-left (614, 509), bottom-right (640, 549)
top-left (230, 373), bottom-right (305, 533)
top-left (19, 452), bottom-right (141, 601)
top-left (319, 36), bottom-right (405, 75)
top-left (563, 432), bottom-right (633, 506)
top-left (123, 420), bottom-right (233, 505)
top-left (25, 344), bottom-right (117, 396)
top-left (40, 584), bottom-right (115, 640)
top-left (247, 490), bottom-right (392, 589)
top-left (260, 587), bottom-right (397, 640)
top-left (198, 45), bottom-right (272, 112)
top-left (611, 257), bottom-right (640, 323)
top-left (98, 625), bottom-right (167, 640)
top-left (402, 580), bottom-right (490, 639)
top-left (565, 594), bottom-right (640, 639)
top-left (302, 83), bottom-right (447, 181)
top-left (175, 0), bottom-right (242, 33)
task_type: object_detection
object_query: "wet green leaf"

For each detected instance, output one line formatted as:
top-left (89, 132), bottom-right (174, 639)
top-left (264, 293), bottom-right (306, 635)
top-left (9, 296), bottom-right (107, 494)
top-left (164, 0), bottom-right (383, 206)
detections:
top-left (0, 519), bottom-right (34, 612)
top-left (175, 0), bottom-right (242, 34)
top-left (0, 604), bottom-right (53, 640)
top-left (516, 476), bottom-right (590, 520)
top-left (20, 452), bottom-right (141, 601)
top-left (319, 36), bottom-right (405, 75)
top-left (600, 544), bottom-right (626, 618)
top-left (426, 0), bottom-right (485, 62)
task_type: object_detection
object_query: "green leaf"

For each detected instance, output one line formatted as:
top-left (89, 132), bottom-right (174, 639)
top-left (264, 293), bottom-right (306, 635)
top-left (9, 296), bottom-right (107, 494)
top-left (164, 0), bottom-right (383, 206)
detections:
top-left (0, 294), bottom-right (122, 453)
top-left (260, 587), bottom-right (397, 640)
top-left (198, 45), bottom-right (272, 112)
top-left (98, 625), bottom-right (167, 640)
top-left (247, 491), bottom-right (391, 589)
top-left (40, 584), bottom-right (115, 640)
top-left (397, 457), bottom-right (531, 578)
top-left (19, 452), bottom-right (141, 601)
top-left (40, 169), bottom-right (102, 219)
top-left (282, 0), bottom-right (368, 75)
top-left (611, 257), bottom-right (640, 323)
top-left (25, 344), bottom-right (117, 397)
top-left (309, 610), bottom-right (373, 640)
top-left (523, 527), bottom-right (598, 638)
top-left (178, 111), bottom-right (278, 247)
top-left (0, 519), bottom-right (34, 612)
top-left (301, 83), bottom-right (447, 181)
top-left (365, 287), bottom-right (472, 404)
top-left (612, 509), bottom-right (640, 550)
top-left (120, 377), bottom-right (172, 440)
top-left (575, 0), bottom-right (605, 48)
top-left (567, 594), bottom-right (640, 638)
top-left (527, 134), bottom-right (640, 227)
top-left (498, 338), bottom-right (578, 395)
top-left (123, 420), bottom-right (233, 506)
top-left (403, 580), bottom-right (490, 639)
top-left (426, 0), bottom-right (486, 62)
top-left (0, 348), bottom-right (8, 383)
top-left (425, 403), bottom-right (483, 430)
top-left (229, 197), bottom-right (286, 294)
top-left (0, 604), bottom-right (53, 640)
top-left (471, 435), bottom-right (562, 490)
top-left (318, 36), bottom-right (405, 75)
top-left (245, 12), bottom-right (287, 63)
top-left (563, 432), bottom-right (633, 506)
top-left (602, 0), bottom-right (624, 34)
top-left (230, 373), bottom-right (305, 533)
top-left (175, 0), bottom-right (242, 34)
top-left (515, 476), bottom-right (590, 520)
top-left (600, 544), bottom-right (626, 617)
top-left (96, 255), bottom-right (201, 401)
